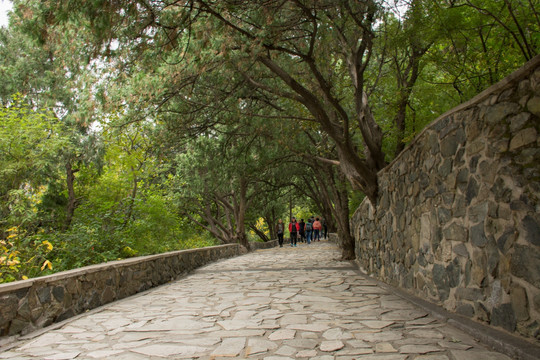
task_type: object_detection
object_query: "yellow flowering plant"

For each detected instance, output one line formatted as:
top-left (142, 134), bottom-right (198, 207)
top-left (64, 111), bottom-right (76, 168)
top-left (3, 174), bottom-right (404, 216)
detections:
top-left (0, 226), bottom-right (55, 283)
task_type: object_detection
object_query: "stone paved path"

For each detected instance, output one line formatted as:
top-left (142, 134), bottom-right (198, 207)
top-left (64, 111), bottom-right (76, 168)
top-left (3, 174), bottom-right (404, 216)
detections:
top-left (0, 241), bottom-right (513, 359)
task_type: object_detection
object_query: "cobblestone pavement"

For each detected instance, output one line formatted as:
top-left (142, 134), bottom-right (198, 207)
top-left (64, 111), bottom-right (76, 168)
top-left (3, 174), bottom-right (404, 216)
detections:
top-left (0, 241), bottom-right (513, 359)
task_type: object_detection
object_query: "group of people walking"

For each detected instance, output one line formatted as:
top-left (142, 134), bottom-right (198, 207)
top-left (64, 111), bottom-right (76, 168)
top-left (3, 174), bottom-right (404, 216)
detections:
top-left (275, 216), bottom-right (328, 247)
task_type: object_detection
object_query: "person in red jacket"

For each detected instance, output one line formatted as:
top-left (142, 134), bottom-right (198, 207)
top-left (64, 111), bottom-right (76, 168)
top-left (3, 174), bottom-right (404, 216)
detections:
top-left (312, 217), bottom-right (322, 242)
top-left (289, 217), bottom-right (300, 247)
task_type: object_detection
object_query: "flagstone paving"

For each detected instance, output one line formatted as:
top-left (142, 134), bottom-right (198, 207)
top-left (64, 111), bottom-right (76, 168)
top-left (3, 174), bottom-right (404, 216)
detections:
top-left (0, 241), bottom-right (513, 359)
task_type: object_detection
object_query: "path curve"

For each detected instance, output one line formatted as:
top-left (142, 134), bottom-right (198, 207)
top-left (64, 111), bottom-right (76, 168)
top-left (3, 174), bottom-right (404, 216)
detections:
top-left (0, 241), bottom-right (512, 359)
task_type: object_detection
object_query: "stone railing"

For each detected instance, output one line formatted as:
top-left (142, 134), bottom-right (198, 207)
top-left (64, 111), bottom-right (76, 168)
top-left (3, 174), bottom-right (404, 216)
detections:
top-left (351, 55), bottom-right (540, 340)
top-left (0, 244), bottom-right (242, 339)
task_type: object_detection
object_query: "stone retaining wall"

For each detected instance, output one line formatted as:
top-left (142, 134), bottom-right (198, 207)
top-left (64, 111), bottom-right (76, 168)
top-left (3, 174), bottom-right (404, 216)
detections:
top-left (351, 55), bottom-right (540, 340)
top-left (250, 240), bottom-right (279, 250)
top-left (328, 233), bottom-right (339, 244)
top-left (0, 244), bottom-right (242, 338)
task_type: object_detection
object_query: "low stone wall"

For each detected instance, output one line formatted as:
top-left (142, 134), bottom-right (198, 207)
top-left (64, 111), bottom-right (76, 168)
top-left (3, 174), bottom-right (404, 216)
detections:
top-left (250, 240), bottom-right (279, 250)
top-left (0, 244), bottom-right (241, 338)
top-left (351, 55), bottom-right (540, 340)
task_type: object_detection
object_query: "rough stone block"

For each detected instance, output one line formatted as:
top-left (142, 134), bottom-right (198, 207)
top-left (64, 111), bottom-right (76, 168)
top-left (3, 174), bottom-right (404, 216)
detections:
top-left (496, 229), bottom-right (516, 253)
top-left (447, 260), bottom-right (461, 288)
top-left (475, 304), bottom-right (491, 326)
top-left (521, 215), bottom-right (540, 247)
top-left (442, 192), bottom-right (454, 206)
top-left (455, 287), bottom-right (485, 302)
top-left (468, 202), bottom-right (489, 223)
top-left (452, 196), bottom-right (467, 217)
top-left (453, 243), bottom-right (469, 258)
top-left (527, 96), bottom-right (540, 116)
top-left (443, 223), bottom-right (467, 242)
top-left (466, 120), bottom-right (482, 141)
top-left (516, 148), bottom-right (540, 167)
top-left (8, 318), bottom-right (28, 336)
top-left (456, 303), bottom-right (475, 317)
top-left (486, 242), bottom-right (500, 277)
top-left (52, 286), bottom-right (65, 303)
top-left (464, 260), bottom-right (472, 286)
top-left (491, 303), bottom-right (517, 332)
top-left (15, 296), bottom-right (31, 323)
top-left (439, 115), bottom-right (460, 137)
top-left (101, 287), bottom-right (115, 304)
top-left (491, 178), bottom-right (512, 203)
top-left (498, 88), bottom-right (516, 102)
top-left (471, 250), bottom-right (487, 287)
top-left (431, 116), bottom-right (450, 132)
top-left (510, 245), bottom-right (540, 287)
top-left (437, 207), bottom-right (451, 226)
top-left (456, 168), bottom-right (469, 185)
top-left (509, 127), bottom-right (537, 151)
top-left (465, 177), bottom-right (479, 205)
top-left (37, 287), bottom-right (51, 305)
top-left (510, 112), bottom-right (531, 132)
top-left (484, 102), bottom-right (520, 124)
top-left (440, 129), bottom-right (465, 158)
top-left (467, 139), bottom-right (485, 155)
top-left (470, 222), bottom-right (488, 248)
top-left (510, 284), bottom-right (529, 322)
top-left (432, 264), bottom-right (450, 301)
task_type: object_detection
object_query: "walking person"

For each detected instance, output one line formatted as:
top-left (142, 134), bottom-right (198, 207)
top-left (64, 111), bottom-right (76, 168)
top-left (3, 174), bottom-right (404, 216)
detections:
top-left (305, 218), bottom-right (313, 244)
top-left (276, 219), bottom-right (285, 247)
top-left (313, 217), bottom-right (322, 242)
top-left (322, 218), bottom-right (328, 239)
top-left (289, 217), bottom-right (299, 247)
top-left (298, 219), bottom-right (306, 243)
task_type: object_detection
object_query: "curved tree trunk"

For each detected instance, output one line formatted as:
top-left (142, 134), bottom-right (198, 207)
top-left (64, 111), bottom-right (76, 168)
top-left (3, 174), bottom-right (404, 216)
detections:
top-left (331, 171), bottom-right (355, 260)
top-left (250, 224), bottom-right (270, 242)
top-left (313, 161), bottom-right (356, 260)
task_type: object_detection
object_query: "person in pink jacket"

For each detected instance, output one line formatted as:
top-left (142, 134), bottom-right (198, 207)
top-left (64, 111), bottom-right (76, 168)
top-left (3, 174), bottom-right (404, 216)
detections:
top-left (312, 217), bottom-right (322, 242)
top-left (289, 217), bottom-right (300, 247)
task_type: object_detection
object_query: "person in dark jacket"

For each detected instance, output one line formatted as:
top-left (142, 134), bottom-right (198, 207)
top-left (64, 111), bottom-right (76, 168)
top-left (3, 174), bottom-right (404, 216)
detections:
top-left (275, 219), bottom-right (285, 247)
top-left (298, 219), bottom-right (306, 243)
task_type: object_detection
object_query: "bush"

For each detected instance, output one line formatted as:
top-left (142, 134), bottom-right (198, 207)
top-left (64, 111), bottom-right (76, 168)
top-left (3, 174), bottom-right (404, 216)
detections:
top-left (0, 226), bottom-right (54, 283)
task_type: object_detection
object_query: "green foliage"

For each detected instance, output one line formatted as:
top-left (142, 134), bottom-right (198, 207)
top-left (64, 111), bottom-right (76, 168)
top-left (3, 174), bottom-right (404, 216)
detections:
top-left (35, 187), bottom-right (218, 274)
top-left (0, 226), bottom-right (55, 283)
top-left (0, 94), bottom-right (68, 232)
top-left (1, 0), bottom-right (539, 282)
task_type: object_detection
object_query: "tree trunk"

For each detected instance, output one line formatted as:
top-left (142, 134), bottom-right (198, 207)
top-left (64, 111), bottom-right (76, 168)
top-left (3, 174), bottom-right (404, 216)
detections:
top-left (265, 209), bottom-right (277, 240)
top-left (235, 178), bottom-right (249, 249)
top-left (336, 143), bottom-right (379, 204)
top-left (63, 160), bottom-right (78, 231)
top-left (331, 171), bottom-right (355, 260)
top-left (393, 41), bottom-right (427, 157)
top-left (122, 168), bottom-right (138, 229)
top-left (338, 228), bottom-right (355, 260)
top-left (250, 224), bottom-right (270, 242)
top-left (314, 161), bottom-right (356, 260)
top-left (394, 101), bottom-right (407, 157)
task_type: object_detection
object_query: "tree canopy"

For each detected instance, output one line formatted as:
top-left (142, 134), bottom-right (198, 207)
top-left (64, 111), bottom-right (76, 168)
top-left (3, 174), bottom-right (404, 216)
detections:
top-left (0, 0), bottom-right (538, 281)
